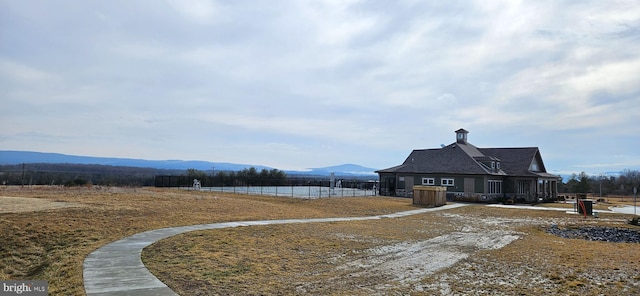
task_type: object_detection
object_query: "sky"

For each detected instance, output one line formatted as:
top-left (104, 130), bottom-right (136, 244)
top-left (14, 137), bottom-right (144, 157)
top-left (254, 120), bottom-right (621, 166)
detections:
top-left (1, 0), bottom-right (639, 175)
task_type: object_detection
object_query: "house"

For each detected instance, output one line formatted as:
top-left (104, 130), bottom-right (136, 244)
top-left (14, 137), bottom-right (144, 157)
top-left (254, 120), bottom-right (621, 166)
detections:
top-left (376, 128), bottom-right (560, 202)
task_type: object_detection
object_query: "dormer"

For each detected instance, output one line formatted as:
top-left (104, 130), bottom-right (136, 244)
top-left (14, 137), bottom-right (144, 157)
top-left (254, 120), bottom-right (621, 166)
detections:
top-left (474, 155), bottom-right (502, 173)
top-left (455, 128), bottom-right (469, 144)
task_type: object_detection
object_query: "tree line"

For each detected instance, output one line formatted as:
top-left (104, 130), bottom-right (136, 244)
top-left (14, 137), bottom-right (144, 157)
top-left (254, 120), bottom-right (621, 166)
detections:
top-left (0, 163), bottom-right (163, 186)
top-left (559, 169), bottom-right (640, 195)
top-left (158, 167), bottom-right (373, 188)
top-left (182, 167), bottom-right (288, 186)
top-left (0, 164), bottom-right (290, 187)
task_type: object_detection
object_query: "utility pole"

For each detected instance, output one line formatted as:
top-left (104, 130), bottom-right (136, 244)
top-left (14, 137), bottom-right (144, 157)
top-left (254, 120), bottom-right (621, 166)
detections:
top-left (211, 166), bottom-right (215, 191)
top-left (634, 187), bottom-right (637, 216)
top-left (599, 174), bottom-right (605, 198)
top-left (21, 163), bottom-right (25, 188)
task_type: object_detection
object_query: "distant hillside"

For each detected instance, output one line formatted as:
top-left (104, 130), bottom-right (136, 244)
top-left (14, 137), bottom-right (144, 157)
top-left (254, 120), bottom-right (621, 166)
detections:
top-left (0, 151), bottom-right (272, 171)
top-left (307, 164), bottom-right (378, 176)
top-left (0, 151), bottom-right (378, 176)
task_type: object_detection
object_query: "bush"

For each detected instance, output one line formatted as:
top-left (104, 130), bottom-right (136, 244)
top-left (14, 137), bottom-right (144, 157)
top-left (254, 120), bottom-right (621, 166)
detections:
top-left (64, 178), bottom-right (90, 187)
top-left (497, 196), bottom-right (512, 204)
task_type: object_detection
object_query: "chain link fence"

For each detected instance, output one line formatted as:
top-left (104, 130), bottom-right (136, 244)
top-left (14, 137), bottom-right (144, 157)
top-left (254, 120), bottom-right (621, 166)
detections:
top-left (155, 175), bottom-right (379, 199)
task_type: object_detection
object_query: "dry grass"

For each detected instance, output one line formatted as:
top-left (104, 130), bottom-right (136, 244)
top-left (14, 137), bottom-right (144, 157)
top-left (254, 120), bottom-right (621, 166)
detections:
top-left (143, 215), bottom-right (458, 295)
top-left (144, 204), bottom-right (640, 295)
top-left (418, 207), bottom-right (640, 295)
top-left (0, 186), bottom-right (413, 295)
top-left (2, 186), bottom-right (638, 295)
top-left (0, 196), bottom-right (84, 213)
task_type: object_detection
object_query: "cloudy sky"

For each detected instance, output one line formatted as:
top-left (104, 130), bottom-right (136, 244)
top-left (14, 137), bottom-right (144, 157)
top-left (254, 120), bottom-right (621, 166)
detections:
top-left (1, 0), bottom-right (639, 174)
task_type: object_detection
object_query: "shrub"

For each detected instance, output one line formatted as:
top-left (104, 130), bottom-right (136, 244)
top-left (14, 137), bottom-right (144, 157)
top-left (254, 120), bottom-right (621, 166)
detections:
top-left (64, 178), bottom-right (90, 187)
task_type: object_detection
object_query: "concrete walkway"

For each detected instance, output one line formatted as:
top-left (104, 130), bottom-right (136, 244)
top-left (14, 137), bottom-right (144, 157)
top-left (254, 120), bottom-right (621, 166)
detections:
top-left (610, 205), bottom-right (639, 215)
top-left (487, 203), bottom-right (618, 214)
top-left (83, 203), bottom-right (468, 296)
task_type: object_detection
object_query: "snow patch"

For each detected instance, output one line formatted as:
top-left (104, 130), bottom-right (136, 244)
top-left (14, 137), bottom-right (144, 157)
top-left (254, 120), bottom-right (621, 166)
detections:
top-left (337, 229), bottom-right (520, 285)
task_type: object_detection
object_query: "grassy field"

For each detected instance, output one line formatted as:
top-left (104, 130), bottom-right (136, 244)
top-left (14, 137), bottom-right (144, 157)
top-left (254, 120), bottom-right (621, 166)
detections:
top-left (1, 186), bottom-right (639, 295)
top-left (0, 186), bottom-right (414, 295)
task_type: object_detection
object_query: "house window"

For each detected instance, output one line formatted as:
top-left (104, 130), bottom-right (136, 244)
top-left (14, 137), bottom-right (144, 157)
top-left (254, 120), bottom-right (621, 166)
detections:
top-left (488, 180), bottom-right (502, 194)
top-left (496, 162), bottom-right (501, 170)
top-left (517, 180), bottom-right (530, 194)
top-left (422, 178), bottom-right (435, 185)
top-left (441, 178), bottom-right (454, 186)
top-left (491, 162), bottom-right (495, 169)
top-left (398, 176), bottom-right (405, 189)
top-left (530, 161), bottom-right (539, 171)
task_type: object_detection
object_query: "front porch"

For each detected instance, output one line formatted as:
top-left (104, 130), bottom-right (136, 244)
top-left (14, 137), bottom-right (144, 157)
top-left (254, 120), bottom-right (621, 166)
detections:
top-left (511, 177), bottom-right (559, 202)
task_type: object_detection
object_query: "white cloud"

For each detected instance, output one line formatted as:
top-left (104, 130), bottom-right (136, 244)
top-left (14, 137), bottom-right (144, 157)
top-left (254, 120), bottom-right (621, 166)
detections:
top-left (164, 0), bottom-right (220, 24)
top-left (1, 0), bottom-right (639, 173)
top-left (564, 58), bottom-right (640, 96)
top-left (0, 59), bottom-right (54, 83)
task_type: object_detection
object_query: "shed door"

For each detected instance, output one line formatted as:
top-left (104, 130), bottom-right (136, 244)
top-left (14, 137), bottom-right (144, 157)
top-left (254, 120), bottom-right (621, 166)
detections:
top-left (464, 178), bottom-right (475, 193)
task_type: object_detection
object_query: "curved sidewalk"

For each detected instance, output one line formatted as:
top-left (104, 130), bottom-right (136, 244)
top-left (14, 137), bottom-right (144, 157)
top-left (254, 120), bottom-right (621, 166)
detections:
top-left (83, 203), bottom-right (468, 296)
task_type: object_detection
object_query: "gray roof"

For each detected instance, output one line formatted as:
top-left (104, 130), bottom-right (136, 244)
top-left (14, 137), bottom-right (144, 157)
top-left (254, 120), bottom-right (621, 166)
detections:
top-left (378, 142), bottom-right (559, 179)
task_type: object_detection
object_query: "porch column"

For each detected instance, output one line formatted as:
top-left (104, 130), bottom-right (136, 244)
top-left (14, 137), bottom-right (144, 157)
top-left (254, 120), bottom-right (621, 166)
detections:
top-left (546, 180), bottom-right (551, 198)
top-left (544, 180), bottom-right (549, 198)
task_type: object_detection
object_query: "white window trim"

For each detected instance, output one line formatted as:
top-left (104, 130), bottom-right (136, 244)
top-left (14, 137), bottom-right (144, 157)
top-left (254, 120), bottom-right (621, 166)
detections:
top-left (422, 178), bottom-right (435, 185)
top-left (441, 178), bottom-right (454, 186)
top-left (488, 180), bottom-right (502, 194)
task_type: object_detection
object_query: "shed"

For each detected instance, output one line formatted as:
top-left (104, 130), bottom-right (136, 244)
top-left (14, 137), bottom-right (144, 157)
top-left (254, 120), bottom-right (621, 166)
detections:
top-left (413, 186), bottom-right (447, 207)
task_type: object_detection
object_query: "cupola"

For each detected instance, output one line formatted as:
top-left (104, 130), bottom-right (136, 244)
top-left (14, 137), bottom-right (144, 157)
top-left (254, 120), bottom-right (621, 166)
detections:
top-left (455, 128), bottom-right (469, 144)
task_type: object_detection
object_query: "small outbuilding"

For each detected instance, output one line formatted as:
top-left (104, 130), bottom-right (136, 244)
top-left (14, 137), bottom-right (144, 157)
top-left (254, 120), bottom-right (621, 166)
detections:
top-left (412, 186), bottom-right (447, 207)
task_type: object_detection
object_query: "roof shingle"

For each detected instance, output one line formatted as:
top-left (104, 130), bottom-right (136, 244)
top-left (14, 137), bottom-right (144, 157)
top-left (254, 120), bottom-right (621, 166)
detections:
top-left (378, 141), bottom-right (558, 179)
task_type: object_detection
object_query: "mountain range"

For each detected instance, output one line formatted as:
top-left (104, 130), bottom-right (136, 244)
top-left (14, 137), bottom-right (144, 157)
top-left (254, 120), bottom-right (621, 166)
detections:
top-left (0, 151), bottom-right (378, 176)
